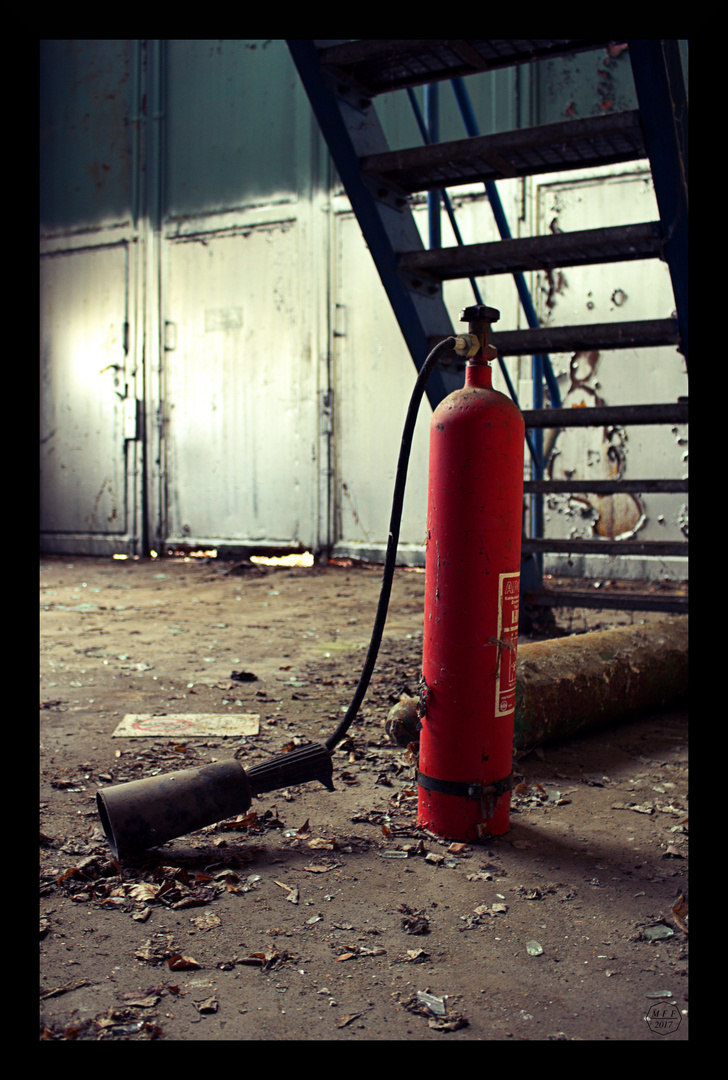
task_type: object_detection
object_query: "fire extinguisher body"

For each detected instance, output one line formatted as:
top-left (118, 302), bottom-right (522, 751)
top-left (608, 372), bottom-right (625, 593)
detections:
top-left (418, 360), bottom-right (525, 842)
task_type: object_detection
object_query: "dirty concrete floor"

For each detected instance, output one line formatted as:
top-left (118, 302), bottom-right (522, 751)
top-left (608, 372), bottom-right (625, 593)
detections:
top-left (40, 555), bottom-right (688, 1041)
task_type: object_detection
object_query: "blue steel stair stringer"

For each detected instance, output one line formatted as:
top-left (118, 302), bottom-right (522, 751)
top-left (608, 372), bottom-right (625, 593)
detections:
top-left (287, 39), bottom-right (460, 411)
top-left (627, 39), bottom-right (688, 368)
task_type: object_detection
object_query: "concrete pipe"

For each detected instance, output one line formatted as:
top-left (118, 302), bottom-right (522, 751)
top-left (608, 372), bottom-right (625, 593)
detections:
top-left (513, 615), bottom-right (688, 749)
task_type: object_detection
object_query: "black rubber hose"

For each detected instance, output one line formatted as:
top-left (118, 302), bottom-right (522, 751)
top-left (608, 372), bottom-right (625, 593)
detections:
top-left (325, 336), bottom-right (456, 752)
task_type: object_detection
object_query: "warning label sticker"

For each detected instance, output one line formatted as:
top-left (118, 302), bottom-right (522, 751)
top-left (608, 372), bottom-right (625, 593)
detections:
top-left (495, 572), bottom-right (520, 717)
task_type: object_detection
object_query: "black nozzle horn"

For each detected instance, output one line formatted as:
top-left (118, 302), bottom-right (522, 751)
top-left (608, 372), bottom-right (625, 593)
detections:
top-left (95, 743), bottom-right (334, 860)
top-left (96, 759), bottom-right (253, 861)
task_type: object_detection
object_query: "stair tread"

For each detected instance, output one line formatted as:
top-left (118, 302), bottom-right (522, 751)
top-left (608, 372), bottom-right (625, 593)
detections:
top-left (400, 221), bottom-right (662, 279)
top-left (524, 478), bottom-right (688, 493)
top-left (320, 39), bottom-right (615, 94)
top-left (492, 317), bottom-right (678, 356)
top-left (525, 588), bottom-right (687, 613)
top-left (522, 400), bottom-right (687, 428)
top-left (362, 110), bottom-right (646, 192)
top-left (523, 537), bottom-right (687, 555)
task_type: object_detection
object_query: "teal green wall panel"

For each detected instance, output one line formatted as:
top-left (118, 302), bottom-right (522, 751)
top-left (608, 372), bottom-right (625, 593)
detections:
top-left (40, 39), bottom-right (136, 233)
top-left (164, 39), bottom-right (315, 217)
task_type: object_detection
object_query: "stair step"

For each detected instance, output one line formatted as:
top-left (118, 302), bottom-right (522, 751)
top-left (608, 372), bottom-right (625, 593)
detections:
top-left (525, 588), bottom-right (687, 614)
top-left (522, 537), bottom-right (687, 557)
top-left (362, 110), bottom-right (646, 192)
top-left (523, 478), bottom-right (687, 494)
top-left (399, 222), bottom-right (662, 280)
top-left (319, 39), bottom-right (615, 94)
top-left (493, 318), bottom-right (678, 357)
top-left (522, 400), bottom-right (687, 428)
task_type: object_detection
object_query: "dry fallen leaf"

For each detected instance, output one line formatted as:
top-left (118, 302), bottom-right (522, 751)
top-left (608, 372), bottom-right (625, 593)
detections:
top-left (672, 893), bottom-right (689, 934)
top-left (308, 837), bottom-right (334, 850)
top-left (239, 948), bottom-right (279, 969)
top-left (405, 948), bottom-right (429, 962)
top-left (127, 882), bottom-right (159, 903)
top-left (191, 911), bottom-right (222, 931)
top-left (336, 1012), bottom-right (362, 1028)
top-left (167, 954), bottom-right (200, 971)
top-left (122, 994), bottom-right (160, 1008)
top-left (194, 996), bottom-right (218, 1014)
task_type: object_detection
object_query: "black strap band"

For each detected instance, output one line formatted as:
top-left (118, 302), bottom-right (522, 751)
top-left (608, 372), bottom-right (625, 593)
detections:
top-left (417, 771), bottom-right (513, 801)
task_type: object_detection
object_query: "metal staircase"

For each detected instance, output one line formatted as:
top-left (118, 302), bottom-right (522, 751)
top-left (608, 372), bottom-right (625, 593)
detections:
top-left (287, 40), bottom-right (688, 616)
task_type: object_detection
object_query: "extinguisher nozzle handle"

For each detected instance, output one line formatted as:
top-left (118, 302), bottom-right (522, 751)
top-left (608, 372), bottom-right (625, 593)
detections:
top-left (246, 742), bottom-right (334, 796)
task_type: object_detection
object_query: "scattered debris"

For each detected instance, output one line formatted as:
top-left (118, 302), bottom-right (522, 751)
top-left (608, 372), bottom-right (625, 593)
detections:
top-left (643, 923), bottom-right (674, 942)
top-left (385, 695), bottom-right (420, 747)
top-left (672, 893), bottom-right (689, 934)
top-left (39, 557), bottom-right (688, 1041)
top-left (401, 991), bottom-right (470, 1032)
top-left (400, 904), bottom-right (430, 935)
top-left (230, 670), bottom-right (259, 682)
top-left (417, 990), bottom-right (446, 1015)
top-left (193, 996), bottom-right (218, 1014)
top-left (611, 801), bottom-right (654, 815)
top-left (274, 881), bottom-right (300, 904)
top-left (167, 954), bottom-right (201, 971)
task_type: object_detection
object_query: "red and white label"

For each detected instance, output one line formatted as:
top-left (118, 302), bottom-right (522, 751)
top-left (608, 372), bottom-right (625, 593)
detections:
top-left (495, 572), bottom-right (520, 717)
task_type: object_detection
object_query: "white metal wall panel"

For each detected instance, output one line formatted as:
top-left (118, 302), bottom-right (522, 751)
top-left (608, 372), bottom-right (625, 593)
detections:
top-left (331, 208), bottom-right (430, 564)
top-left (40, 39), bottom-right (143, 555)
top-left (40, 242), bottom-right (141, 553)
top-left (331, 185), bottom-right (526, 566)
top-left (162, 219), bottom-right (320, 552)
top-left (531, 167), bottom-right (688, 578)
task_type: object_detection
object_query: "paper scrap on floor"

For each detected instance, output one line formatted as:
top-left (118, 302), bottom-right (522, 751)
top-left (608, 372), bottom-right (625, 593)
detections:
top-left (112, 713), bottom-right (260, 737)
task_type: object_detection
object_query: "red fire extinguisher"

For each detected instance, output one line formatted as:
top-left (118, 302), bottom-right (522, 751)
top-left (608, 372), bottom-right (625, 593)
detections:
top-left (418, 305), bottom-right (525, 842)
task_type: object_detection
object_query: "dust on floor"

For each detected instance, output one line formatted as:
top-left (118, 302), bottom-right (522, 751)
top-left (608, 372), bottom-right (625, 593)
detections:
top-left (40, 555), bottom-right (688, 1041)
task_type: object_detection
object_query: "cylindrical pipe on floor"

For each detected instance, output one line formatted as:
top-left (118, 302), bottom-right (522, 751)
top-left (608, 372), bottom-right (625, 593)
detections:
top-left (513, 615), bottom-right (688, 749)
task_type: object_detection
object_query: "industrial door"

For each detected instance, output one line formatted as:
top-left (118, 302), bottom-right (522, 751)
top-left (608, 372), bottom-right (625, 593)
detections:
top-left (40, 241), bottom-right (142, 555)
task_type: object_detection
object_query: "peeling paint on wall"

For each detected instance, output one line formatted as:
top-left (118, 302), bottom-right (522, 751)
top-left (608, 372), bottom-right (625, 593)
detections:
top-left (545, 350), bottom-right (646, 542)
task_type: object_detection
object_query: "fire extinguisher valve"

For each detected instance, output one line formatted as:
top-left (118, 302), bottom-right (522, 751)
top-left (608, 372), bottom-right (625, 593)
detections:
top-left (454, 333), bottom-right (481, 358)
top-left (459, 305), bottom-right (500, 363)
